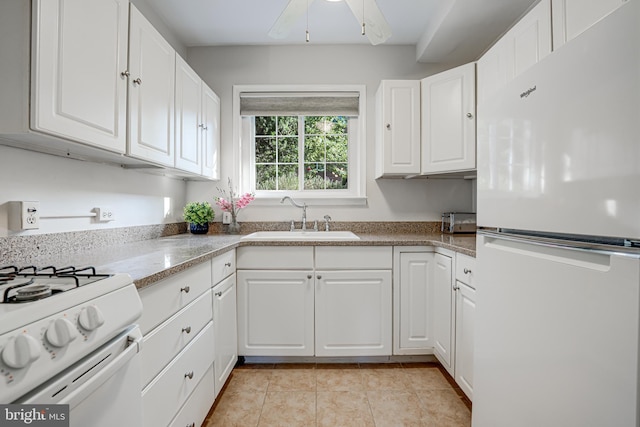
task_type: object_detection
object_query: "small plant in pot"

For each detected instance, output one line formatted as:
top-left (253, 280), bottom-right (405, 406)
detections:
top-left (183, 201), bottom-right (214, 234)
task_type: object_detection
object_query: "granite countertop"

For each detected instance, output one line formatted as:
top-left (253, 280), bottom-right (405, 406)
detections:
top-left (25, 232), bottom-right (476, 290)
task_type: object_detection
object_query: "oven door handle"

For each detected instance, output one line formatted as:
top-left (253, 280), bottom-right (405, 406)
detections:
top-left (21, 326), bottom-right (143, 407)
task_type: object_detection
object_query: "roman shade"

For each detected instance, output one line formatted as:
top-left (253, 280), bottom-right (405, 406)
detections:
top-left (239, 92), bottom-right (360, 116)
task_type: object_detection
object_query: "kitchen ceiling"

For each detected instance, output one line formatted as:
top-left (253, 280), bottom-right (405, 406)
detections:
top-left (148, 0), bottom-right (539, 63)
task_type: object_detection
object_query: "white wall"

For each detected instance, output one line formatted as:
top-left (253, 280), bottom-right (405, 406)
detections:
top-left (0, 146), bottom-right (187, 237)
top-left (185, 45), bottom-right (474, 222)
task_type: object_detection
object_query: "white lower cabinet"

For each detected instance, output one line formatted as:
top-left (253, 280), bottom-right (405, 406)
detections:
top-left (454, 253), bottom-right (476, 400)
top-left (315, 270), bottom-right (392, 356)
top-left (212, 273), bottom-right (238, 397)
top-left (169, 364), bottom-right (215, 427)
top-left (237, 269), bottom-right (315, 356)
top-left (432, 250), bottom-right (455, 376)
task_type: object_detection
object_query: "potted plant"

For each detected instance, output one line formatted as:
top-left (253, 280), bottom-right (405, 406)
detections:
top-left (183, 201), bottom-right (215, 234)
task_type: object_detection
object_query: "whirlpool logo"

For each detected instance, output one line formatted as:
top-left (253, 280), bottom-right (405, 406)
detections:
top-left (520, 85), bottom-right (537, 98)
top-left (1, 405), bottom-right (68, 426)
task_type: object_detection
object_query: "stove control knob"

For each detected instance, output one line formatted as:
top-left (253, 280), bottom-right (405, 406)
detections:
top-left (78, 306), bottom-right (105, 331)
top-left (46, 318), bottom-right (78, 347)
top-left (2, 334), bottom-right (41, 369)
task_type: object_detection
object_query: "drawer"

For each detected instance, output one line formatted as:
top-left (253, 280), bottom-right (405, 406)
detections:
top-left (169, 363), bottom-right (215, 427)
top-left (455, 253), bottom-right (476, 288)
top-left (212, 249), bottom-right (235, 284)
top-left (142, 321), bottom-right (214, 427)
top-left (237, 246), bottom-right (314, 269)
top-left (315, 246), bottom-right (392, 270)
top-left (138, 262), bottom-right (212, 335)
top-left (140, 290), bottom-right (213, 388)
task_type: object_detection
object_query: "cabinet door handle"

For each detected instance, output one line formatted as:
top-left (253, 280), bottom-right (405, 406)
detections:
top-left (184, 371), bottom-right (194, 379)
top-left (466, 112), bottom-right (473, 119)
top-left (453, 284), bottom-right (459, 291)
top-left (317, 275), bottom-right (322, 280)
top-left (182, 326), bottom-right (191, 334)
top-left (120, 70), bottom-right (130, 78)
top-left (224, 262), bottom-right (232, 267)
top-left (180, 286), bottom-right (190, 293)
top-left (215, 291), bottom-right (222, 297)
top-left (133, 77), bottom-right (142, 85)
top-left (307, 275), bottom-right (312, 279)
top-left (386, 123), bottom-right (391, 130)
top-left (463, 268), bottom-right (472, 274)
top-left (187, 423), bottom-right (195, 427)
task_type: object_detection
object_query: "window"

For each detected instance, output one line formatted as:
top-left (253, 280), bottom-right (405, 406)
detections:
top-left (233, 85), bottom-right (366, 205)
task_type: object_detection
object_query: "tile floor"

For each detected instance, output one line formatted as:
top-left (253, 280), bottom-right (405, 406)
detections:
top-left (203, 362), bottom-right (471, 427)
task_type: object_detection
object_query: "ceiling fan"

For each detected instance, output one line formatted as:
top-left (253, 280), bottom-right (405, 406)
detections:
top-left (268, 0), bottom-right (392, 45)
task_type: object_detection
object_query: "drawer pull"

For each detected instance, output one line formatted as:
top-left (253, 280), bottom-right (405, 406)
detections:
top-left (215, 291), bottom-right (222, 297)
top-left (224, 262), bottom-right (232, 267)
top-left (184, 371), bottom-right (194, 379)
top-left (317, 275), bottom-right (322, 280)
top-left (187, 423), bottom-right (195, 427)
top-left (182, 326), bottom-right (191, 334)
top-left (307, 275), bottom-right (312, 279)
top-left (463, 268), bottom-right (472, 274)
top-left (180, 286), bottom-right (190, 293)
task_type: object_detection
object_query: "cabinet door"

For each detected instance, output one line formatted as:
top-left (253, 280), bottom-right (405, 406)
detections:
top-left (128, 5), bottom-right (175, 166)
top-left (374, 80), bottom-right (421, 178)
top-left (174, 55), bottom-right (201, 174)
top-left (432, 252), bottom-right (454, 374)
top-left (315, 270), bottom-right (392, 356)
top-left (237, 270), bottom-right (314, 356)
top-left (552, 0), bottom-right (628, 49)
top-left (201, 85), bottom-right (220, 179)
top-left (455, 281), bottom-right (476, 400)
top-left (33, 0), bottom-right (128, 153)
top-left (212, 274), bottom-right (237, 397)
top-left (394, 251), bottom-right (434, 355)
top-left (421, 63), bottom-right (476, 174)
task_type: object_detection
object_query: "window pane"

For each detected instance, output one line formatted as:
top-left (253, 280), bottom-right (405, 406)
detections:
top-left (328, 116), bottom-right (348, 134)
top-left (304, 163), bottom-right (326, 190)
top-left (326, 135), bottom-right (348, 162)
top-left (256, 116), bottom-right (276, 136)
top-left (256, 137), bottom-right (276, 163)
top-left (304, 135), bottom-right (325, 162)
top-left (256, 164), bottom-right (277, 190)
top-left (278, 164), bottom-right (299, 190)
top-left (278, 116), bottom-right (298, 136)
top-left (278, 137), bottom-right (299, 163)
top-left (327, 163), bottom-right (348, 189)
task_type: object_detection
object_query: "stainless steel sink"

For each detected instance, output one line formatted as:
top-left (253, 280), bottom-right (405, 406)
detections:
top-left (240, 231), bottom-right (360, 241)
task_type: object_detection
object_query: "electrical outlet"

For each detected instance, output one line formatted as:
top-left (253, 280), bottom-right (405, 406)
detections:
top-left (222, 212), bottom-right (231, 224)
top-left (94, 207), bottom-right (115, 222)
top-left (9, 201), bottom-right (40, 230)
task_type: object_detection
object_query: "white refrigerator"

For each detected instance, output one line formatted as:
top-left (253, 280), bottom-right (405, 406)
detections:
top-left (474, 1), bottom-right (640, 426)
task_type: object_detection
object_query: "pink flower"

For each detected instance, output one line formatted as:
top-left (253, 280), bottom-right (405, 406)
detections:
top-left (215, 180), bottom-right (254, 217)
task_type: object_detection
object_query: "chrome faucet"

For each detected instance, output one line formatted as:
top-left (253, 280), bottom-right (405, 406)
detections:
top-left (280, 196), bottom-right (307, 230)
top-left (323, 215), bottom-right (332, 231)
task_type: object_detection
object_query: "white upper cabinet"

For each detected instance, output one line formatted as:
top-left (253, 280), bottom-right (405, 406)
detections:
top-left (375, 80), bottom-right (421, 178)
top-left (127, 5), bottom-right (175, 167)
top-left (33, 0), bottom-right (129, 153)
top-left (174, 55), bottom-right (202, 174)
top-left (552, 0), bottom-right (628, 49)
top-left (477, 0), bottom-right (552, 106)
top-left (201, 85), bottom-right (221, 180)
top-left (420, 62), bottom-right (476, 175)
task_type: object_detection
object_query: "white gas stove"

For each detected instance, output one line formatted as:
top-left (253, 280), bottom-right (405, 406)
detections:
top-left (0, 265), bottom-right (143, 406)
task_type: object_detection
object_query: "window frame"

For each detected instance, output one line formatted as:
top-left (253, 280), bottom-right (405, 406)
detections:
top-left (233, 84), bottom-right (367, 206)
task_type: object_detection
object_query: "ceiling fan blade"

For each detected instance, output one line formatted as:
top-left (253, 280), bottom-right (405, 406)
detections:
top-left (343, 0), bottom-right (392, 45)
top-left (268, 0), bottom-right (317, 39)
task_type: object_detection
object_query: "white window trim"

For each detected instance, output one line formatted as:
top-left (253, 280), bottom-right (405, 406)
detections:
top-left (232, 84), bottom-right (367, 206)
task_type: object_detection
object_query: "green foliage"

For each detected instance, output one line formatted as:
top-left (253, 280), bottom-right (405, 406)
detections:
top-left (183, 201), bottom-right (215, 225)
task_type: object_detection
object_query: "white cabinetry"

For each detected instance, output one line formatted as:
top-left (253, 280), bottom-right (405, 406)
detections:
top-left (393, 247), bottom-right (435, 355)
top-left (138, 261), bottom-right (214, 427)
top-left (551, 0), bottom-right (628, 49)
top-left (315, 247), bottom-right (392, 357)
top-left (432, 250), bottom-right (455, 375)
top-left (174, 56), bottom-right (221, 178)
top-left (237, 246), bottom-right (392, 357)
top-left (454, 253), bottom-right (476, 400)
top-left (375, 80), bottom-right (421, 178)
top-left (211, 250), bottom-right (237, 397)
top-left (420, 63), bottom-right (476, 175)
top-left (477, 0), bottom-right (552, 106)
top-left (127, 5), bottom-right (175, 167)
top-left (237, 247), bottom-right (315, 356)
